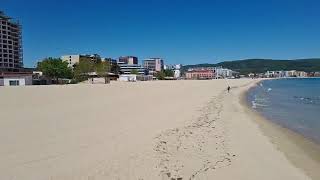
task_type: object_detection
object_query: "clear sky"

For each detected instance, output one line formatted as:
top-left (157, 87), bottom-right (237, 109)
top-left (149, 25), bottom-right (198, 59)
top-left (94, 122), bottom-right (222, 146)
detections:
top-left (2, 0), bottom-right (320, 67)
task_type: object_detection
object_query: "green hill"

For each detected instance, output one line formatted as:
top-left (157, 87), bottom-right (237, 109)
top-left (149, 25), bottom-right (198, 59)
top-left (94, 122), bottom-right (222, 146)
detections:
top-left (183, 58), bottom-right (320, 75)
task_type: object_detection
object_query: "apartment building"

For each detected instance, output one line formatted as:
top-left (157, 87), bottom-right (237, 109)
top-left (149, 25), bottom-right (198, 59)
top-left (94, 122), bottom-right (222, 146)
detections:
top-left (215, 67), bottom-right (234, 78)
top-left (118, 56), bottom-right (138, 65)
top-left (0, 11), bottom-right (23, 72)
top-left (185, 69), bottom-right (215, 80)
top-left (118, 63), bottom-right (146, 75)
top-left (144, 58), bottom-right (164, 72)
top-left (61, 54), bottom-right (101, 68)
top-left (61, 55), bottom-right (81, 68)
top-left (105, 58), bottom-right (117, 66)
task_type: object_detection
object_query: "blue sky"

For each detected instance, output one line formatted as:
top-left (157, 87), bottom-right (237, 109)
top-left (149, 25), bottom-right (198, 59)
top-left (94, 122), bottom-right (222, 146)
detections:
top-left (2, 0), bottom-right (320, 67)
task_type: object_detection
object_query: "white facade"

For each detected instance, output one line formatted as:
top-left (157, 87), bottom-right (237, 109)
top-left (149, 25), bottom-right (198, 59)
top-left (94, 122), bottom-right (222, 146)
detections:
top-left (164, 64), bottom-right (182, 70)
top-left (144, 58), bottom-right (164, 72)
top-left (4, 77), bottom-right (25, 86)
top-left (215, 67), bottom-right (234, 78)
top-left (164, 64), bottom-right (174, 70)
top-left (175, 64), bottom-right (182, 70)
top-left (118, 56), bottom-right (138, 65)
top-left (118, 64), bottom-right (146, 75)
top-left (128, 57), bottom-right (136, 65)
top-left (298, 71), bottom-right (308, 77)
top-left (61, 54), bottom-right (101, 68)
top-left (282, 70), bottom-right (307, 77)
top-left (118, 74), bottom-right (137, 82)
top-left (0, 75), bottom-right (32, 86)
top-left (61, 55), bottom-right (81, 68)
top-left (174, 70), bottom-right (181, 78)
top-left (265, 71), bottom-right (286, 78)
top-left (33, 71), bottom-right (43, 76)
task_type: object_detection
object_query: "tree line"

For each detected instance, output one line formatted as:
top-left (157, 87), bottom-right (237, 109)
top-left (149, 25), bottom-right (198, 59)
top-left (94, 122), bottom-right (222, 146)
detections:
top-left (37, 57), bottom-right (120, 84)
top-left (37, 57), bottom-right (176, 84)
top-left (182, 58), bottom-right (320, 75)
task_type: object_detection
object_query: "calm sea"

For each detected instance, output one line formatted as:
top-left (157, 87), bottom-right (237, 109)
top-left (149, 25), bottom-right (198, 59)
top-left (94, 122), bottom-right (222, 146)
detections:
top-left (247, 78), bottom-right (320, 144)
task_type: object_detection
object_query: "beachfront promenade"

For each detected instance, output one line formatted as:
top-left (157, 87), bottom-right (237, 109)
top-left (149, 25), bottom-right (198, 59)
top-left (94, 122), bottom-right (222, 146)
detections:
top-left (0, 80), bottom-right (312, 180)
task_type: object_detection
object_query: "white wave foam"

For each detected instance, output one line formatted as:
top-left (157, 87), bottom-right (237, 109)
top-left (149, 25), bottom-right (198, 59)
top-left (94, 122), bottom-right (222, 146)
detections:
top-left (252, 101), bottom-right (268, 108)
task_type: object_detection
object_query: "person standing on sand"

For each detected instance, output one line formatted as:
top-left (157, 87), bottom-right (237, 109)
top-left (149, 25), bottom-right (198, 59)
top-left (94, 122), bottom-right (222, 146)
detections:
top-left (227, 86), bottom-right (231, 93)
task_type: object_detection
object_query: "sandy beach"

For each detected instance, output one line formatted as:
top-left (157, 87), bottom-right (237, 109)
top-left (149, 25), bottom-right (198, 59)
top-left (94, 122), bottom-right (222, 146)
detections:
top-left (0, 79), bottom-right (317, 180)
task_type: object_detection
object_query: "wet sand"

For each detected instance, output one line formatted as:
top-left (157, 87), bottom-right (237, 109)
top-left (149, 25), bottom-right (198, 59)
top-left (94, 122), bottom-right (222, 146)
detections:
top-left (243, 82), bottom-right (320, 180)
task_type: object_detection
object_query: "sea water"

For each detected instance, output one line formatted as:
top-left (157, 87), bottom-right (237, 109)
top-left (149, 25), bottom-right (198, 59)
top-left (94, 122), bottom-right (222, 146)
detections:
top-left (247, 78), bottom-right (320, 144)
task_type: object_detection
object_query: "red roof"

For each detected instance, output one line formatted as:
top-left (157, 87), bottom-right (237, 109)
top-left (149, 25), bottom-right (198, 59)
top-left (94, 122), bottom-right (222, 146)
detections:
top-left (0, 72), bottom-right (32, 78)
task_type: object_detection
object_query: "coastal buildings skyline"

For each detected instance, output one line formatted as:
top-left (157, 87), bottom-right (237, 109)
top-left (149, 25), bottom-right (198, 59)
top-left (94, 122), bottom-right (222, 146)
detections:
top-left (1, 9), bottom-right (320, 86)
top-left (1, 8), bottom-right (320, 70)
top-left (2, 0), bottom-right (320, 67)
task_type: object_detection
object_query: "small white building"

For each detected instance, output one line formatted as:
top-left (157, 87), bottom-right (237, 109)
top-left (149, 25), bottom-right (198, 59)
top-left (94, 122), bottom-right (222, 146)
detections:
top-left (0, 73), bottom-right (33, 86)
top-left (118, 74), bottom-right (137, 82)
top-left (174, 70), bottom-right (181, 78)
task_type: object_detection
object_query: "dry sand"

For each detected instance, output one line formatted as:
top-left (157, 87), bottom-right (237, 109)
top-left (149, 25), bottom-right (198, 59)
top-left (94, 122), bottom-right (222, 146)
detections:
top-left (0, 79), bottom-right (316, 180)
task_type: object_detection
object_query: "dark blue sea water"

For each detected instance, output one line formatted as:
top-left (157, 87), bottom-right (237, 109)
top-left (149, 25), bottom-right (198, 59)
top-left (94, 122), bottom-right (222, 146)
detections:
top-left (247, 78), bottom-right (320, 144)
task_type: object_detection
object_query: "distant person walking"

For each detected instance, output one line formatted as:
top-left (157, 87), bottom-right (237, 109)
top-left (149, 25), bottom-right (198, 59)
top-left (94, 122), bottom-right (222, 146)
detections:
top-left (227, 86), bottom-right (231, 93)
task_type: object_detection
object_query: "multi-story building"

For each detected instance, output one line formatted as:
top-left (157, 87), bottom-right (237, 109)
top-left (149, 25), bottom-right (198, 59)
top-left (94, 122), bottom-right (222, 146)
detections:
top-left (0, 11), bottom-right (23, 72)
top-left (265, 71), bottom-right (286, 78)
top-left (185, 69), bottom-right (215, 80)
top-left (285, 70), bottom-right (307, 77)
top-left (297, 71), bottom-right (308, 77)
top-left (118, 64), bottom-right (147, 75)
top-left (117, 58), bottom-right (146, 75)
top-left (164, 64), bottom-right (174, 70)
top-left (61, 55), bottom-right (81, 68)
top-left (117, 56), bottom-right (148, 75)
top-left (214, 67), bottom-right (234, 78)
top-left (104, 58), bottom-right (120, 74)
top-left (164, 64), bottom-right (182, 70)
top-left (104, 58), bottom-right (117, 66)
top-left (144, 58), bottom-right (164, 73)
top-left (61, 54), bottom-right (101, 68)
top-left (314, 72), bottom-right (320, 77)
top-left (118, 56), bottom-right (138, 65)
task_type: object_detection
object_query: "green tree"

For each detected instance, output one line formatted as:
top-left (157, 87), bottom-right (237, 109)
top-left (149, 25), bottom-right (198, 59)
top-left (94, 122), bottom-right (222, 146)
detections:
top-left (130, 69), bottom-right (139, 75)
top-left (164, 69), bottom-right (174, 77)
top-left (37, 57), bottom-right (72, 84)
top-left (155, 71), bottom-right (166, 80)
top-left (182, 58), bottom-right (320, 75)
top-left (73, 59), bottom-right (111, 84)
top-left (110, 64), bottom-right (120, 74)
top-left (73, 58), bottom-right (95, 82)
top-left (95, 61), bottom-right (110, 84)
top-left (155, 70), bottom-right (174, 80)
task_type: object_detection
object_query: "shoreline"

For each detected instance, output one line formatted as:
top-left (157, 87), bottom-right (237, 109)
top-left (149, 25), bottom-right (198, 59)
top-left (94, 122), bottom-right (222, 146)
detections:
top-left (241, 79), bottom-right (320, 179)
